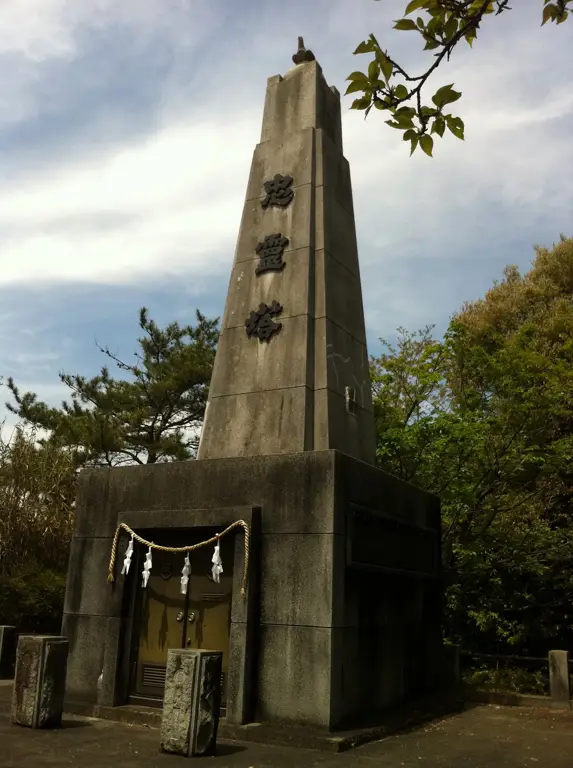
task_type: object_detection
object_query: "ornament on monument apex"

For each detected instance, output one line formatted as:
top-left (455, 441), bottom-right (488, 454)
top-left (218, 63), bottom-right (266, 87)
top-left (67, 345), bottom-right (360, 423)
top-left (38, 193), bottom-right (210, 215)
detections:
top-left (292, 36), bottom-right (315, 65)
top-left (245, 301), bottom-right (283, 342)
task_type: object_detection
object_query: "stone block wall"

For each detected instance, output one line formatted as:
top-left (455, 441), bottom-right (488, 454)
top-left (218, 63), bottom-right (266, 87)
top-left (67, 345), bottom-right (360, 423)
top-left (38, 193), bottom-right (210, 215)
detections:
top-left (64, 449), bottom-right (442, 730)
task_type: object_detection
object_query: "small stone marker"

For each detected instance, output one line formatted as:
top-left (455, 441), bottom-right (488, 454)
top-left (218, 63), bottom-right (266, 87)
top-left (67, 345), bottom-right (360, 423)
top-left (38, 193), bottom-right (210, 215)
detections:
top-left (11, 635), bottom-right (69, 728)
top-left (160, 648), bottom-right (223, 757)
top-left (549, 649), bottom-right (571, 709)
top-left (0, 626), bottom-right (16, 679)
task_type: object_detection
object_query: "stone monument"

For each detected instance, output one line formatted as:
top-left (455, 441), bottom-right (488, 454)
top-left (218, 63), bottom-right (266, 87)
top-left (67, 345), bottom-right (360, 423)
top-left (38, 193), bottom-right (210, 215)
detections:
top-left (160, 649), bottom-right (222, 756)
top-left (197, 35), bottom-right (375, 464)
top-left (12, 635), bottom-right (69, 729)
top-left (61, 39), bottom-right (443, 734)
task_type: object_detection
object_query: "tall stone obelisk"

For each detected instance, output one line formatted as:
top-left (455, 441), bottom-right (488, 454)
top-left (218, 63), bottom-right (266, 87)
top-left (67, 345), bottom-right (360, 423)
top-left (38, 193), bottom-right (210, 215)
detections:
top-left (61, 40), bottom-right (443, 737)
top-left (198, 39), bottom-right (376, 464)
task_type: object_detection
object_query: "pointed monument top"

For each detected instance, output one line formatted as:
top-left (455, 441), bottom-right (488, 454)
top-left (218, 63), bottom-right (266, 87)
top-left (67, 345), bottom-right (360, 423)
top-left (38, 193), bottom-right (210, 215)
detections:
top-left (197, 46), bottom-right (375, 464)
top-left (292, 36), bottom-right (315, 65)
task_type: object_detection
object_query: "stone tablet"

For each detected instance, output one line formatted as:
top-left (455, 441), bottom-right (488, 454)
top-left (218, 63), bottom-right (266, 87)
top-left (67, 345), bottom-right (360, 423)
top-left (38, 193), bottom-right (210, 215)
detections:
top-left (12, 635), bottom-right (69, 728)
top-left (160, 648), bottom-right (223, 757)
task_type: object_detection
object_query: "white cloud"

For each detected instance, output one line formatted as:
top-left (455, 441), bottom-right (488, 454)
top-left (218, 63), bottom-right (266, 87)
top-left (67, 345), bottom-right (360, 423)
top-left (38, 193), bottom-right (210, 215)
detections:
top-left (0, 112), bottom-right (259, 284)
top-left (0, 0), bottom-right (77, 61)
top-left (0, 0), bottom-right (221, 127)
top-left (0, 0), bottom-right (218, 61)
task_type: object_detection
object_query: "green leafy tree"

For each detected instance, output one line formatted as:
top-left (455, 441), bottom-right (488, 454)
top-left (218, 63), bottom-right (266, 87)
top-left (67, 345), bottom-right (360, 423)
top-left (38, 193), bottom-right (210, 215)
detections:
top-left (371, 236), bottom-right (573, 651)
top-left (347, 0), bottom-right (571, 156)
top-left (0, 426), bottom-right (77, 633)
top-left (0, 425), bottom-right (76, 575)
top-left (6, 308), bottom-right (219, 467)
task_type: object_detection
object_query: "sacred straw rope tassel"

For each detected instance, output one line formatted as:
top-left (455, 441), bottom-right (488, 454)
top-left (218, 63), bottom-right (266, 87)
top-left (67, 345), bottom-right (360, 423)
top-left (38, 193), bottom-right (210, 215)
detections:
top-left (107, 519), bottom-right (250, 597)
top-left (211, 537), bottom-right (223, 584)
top-left (121, 533), bottom-right (134, 575)
top-left (180, 553), bottom-right (191, 595)
top-left (141, 546), bottom-right (152, 588)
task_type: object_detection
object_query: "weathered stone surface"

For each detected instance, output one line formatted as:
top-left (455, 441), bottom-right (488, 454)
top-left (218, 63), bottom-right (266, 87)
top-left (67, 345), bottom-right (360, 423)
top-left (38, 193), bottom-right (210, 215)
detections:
top-left (260, 61), bottom-right (342, 150)
top-left (314, 249), bottom-right (366, 342)
top-left (314, 185), bottom-right (360, 278)
top-left (192, 653), bottom-right (223, 755)
top-left (37, 637), bottom-right (68, 728)
top-left (549, 650), bottom-right (570, 709)
top-left (258, 533), bottom-right (345, 627)
top-left (245, 128), bottom-right (315, 202)
top-left (234, 183), bottom-right (313, 261)
top-left (63, 536), bottom-right (120, 617)
top-left (225, 622), bottom-right (252, 725)
top-left (60, 48), bottom-right (444, 736)
top-left (313, 388), bottom-right (377, 463)
top-left (160, 651), bottom-right (195, 755)
top-left (208, 315), bottom-right (313, 397)
top-left (160, 649), bottom-right (222, 757)
top-left (12, 635), bottom-right (68, 728)
top-left (257, 624), bottom-right (332, 726)
top-left (334, 450), bottom-right (440, 530)
top-left (315, 129), bottom-right (354, 216)
top-left (11, 636), bottom-right (39, 727)
top-left (61, 613), bottom-right (106, 703)
top-left (222, 248), bottom-right (312, 332)
top-left (197, 388), bottom-right (314, 459)
top-left (65, 448), bottom-right (441, 725)
top-left (314, 317), bottom-right (372, 408)
top-left (86, 452), bottom-right (339, 534)
top-left (98, 617), bottom-right (128, 707)
top-left (0, 626), bottom-right (16, 679)
top-left (198, 55), bottom-right (374, 464)
top-left (72, 466), bottom-right (114, 538)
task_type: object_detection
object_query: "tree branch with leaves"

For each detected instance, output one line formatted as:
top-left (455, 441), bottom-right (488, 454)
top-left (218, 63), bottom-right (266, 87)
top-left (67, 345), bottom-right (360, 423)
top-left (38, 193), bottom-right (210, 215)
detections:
top-left (347, 0), bottom-right (571, 156)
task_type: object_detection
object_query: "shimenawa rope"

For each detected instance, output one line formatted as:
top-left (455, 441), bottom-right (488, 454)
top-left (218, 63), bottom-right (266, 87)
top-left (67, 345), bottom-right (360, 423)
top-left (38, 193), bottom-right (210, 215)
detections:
top-left (107, 519), bottom-right (250, 596)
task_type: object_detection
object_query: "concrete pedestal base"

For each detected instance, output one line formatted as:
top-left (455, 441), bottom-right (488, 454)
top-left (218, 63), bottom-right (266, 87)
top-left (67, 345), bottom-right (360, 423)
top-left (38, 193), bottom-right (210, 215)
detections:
top-left (63, 450), bottom-right (442, 732)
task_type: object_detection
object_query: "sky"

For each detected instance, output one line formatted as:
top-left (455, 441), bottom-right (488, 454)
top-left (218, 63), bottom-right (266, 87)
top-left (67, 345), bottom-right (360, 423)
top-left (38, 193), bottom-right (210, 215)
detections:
top-left (0, 0), bottom-right (571, 432)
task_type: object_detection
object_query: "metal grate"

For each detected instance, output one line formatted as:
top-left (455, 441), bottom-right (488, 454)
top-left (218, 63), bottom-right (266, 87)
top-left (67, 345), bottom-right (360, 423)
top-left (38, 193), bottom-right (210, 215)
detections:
top-left (200, 593), bottom-right (226, 601)
top-left (142, 665), bottom-right (166, 688)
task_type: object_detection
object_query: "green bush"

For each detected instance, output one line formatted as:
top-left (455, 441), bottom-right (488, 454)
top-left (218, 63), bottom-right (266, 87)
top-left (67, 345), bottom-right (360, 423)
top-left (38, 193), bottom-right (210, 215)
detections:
top-left (0, 565), bottom-right (67, 634)
top-left (463, 663), bottom-right (549, 696)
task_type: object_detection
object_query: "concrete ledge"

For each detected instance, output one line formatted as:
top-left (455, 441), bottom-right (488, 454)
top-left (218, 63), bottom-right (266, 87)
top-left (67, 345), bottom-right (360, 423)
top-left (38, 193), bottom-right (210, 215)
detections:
top-left (65, 698), bottom-right (161, 726)
top-left (62, 692), bottom-right (465, 752)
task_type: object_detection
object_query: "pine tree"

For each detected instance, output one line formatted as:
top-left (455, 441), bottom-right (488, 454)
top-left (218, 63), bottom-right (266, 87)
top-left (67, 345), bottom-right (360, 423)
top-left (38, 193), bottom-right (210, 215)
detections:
top-left (6, 307), bottom-right (218, 467)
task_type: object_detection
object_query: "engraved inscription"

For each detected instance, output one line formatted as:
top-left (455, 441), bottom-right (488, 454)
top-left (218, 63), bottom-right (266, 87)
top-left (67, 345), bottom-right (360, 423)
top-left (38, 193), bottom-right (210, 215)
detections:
top-left (255, 233), bottom-right (289, 275)
top-left (261, 174), bottom-right (294, 209)
top-left (245, 301), bottom-right (283, 342)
